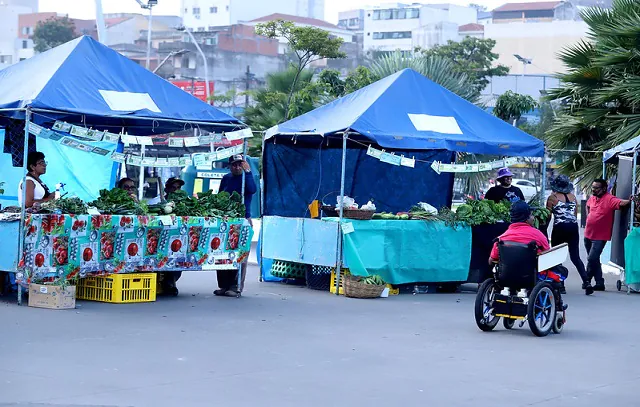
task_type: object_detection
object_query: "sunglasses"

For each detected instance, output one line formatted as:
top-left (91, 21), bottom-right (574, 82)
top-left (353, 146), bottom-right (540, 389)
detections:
top-left (36, 160), bottom-right (48, 166)
top-left (123, 184), bottom-right (136, 190)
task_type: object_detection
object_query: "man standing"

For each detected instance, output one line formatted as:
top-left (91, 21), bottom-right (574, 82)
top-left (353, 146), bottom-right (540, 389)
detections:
top-left (214, 155), bottom-right (257, 297)
top-left (584, 179), bottom-right (632, 291)
top-left (484, 168), bottom-right (526, 203)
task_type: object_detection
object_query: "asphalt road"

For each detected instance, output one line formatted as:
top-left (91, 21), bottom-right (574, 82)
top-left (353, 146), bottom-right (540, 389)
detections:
top-left (1, 261), bottom-right (639, 407)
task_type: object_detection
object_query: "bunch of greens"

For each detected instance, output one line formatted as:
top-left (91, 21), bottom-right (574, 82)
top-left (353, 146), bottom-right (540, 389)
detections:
top-left (166, 190), bottom-right (207, 217)
top-left (196, 190), bottom-right (246, 218)
top-left (89, 188), bottom-right (148, 215)
top-left (39, 197), bottom-right (88, 214)
top-left (455, 199), bottom-right (510, 226)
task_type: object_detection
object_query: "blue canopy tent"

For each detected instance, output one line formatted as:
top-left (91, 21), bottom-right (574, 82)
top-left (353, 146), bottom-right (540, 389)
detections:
top-left (260, 68), bottom-right (545, 287)
top-left (0, 36), bottom-right (248, 304)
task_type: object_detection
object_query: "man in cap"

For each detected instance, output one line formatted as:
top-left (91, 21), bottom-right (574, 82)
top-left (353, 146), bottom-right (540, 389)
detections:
top-left (146, 177), bottom-right (185, 205)
top-left (484, 167), bottom-right (525, 204)
top-left (490, 201), bottom-right (550, 263)
top-left (215, 154), bottom-right (257, 297)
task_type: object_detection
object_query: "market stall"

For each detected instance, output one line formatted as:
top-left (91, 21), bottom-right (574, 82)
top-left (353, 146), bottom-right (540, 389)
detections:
top-left (259, 69), bottom-right (545, 292)
top-left (0, 36), bottom-right (253, 304)
top-left (602, 136), bottom-right (640, 293)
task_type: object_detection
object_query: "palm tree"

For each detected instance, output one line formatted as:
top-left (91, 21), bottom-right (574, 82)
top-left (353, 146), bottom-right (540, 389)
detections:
top-left (546, 0), bottom-right (640, 189)
top-left (368, 51), bottom-right (479, 103)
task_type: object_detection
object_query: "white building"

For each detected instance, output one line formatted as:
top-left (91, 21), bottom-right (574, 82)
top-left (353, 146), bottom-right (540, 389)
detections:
top-left (362, 3), bottom-right (477, 54)
top-left (181, 0), bottom-right (324, 31)
top-left (0, 0), bottom-right (38, 70)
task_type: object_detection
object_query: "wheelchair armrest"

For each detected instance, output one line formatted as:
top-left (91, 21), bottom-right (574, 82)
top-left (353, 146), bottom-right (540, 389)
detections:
top-left (538, 243), bottom-right (569, 271)
top-left (539, 243), bottom-right (568, 257)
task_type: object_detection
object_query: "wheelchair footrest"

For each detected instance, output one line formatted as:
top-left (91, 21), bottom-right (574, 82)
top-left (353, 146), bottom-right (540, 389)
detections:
top-left (494, 294), bottom-right (528, 318)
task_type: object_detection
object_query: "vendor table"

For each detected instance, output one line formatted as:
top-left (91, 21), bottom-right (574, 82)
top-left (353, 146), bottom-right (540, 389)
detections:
top-left (262, 216), bottom-right (471, 285)
top-left (15, 214), bottom-right (253, 283)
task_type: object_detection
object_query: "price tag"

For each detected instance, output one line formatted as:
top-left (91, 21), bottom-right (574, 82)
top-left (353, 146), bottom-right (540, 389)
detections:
top-left (87, 207), bottom-right (100, 215)
top-left (340, 222), bottom-right (355, 234)
top-left (168, 138), bottom-right (184, 147)
top-left (141, 157), bottom-right (156, 166)
top-left (168, 157), bottom-right (181, 166)
top-left (159, 216), bottom-right (173, 226)
top-left (137, 136), bottom-right (154, 146)
top-left (183, 137), bottom-right (200, 147)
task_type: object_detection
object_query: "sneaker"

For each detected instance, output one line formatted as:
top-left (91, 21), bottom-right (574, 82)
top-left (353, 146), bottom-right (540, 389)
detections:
top-left (593, 284), bottom-right (606, 292)
top-left (559, 284), bottom-right (567, 295)
top-left (213, 289), bottom-right (227, 296)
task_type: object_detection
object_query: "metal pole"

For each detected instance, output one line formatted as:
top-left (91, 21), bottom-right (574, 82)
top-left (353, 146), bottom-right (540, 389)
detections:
top-left (540, 149), bottom-right (547, 206)
top-left (95, 0), bottom-right (108, 44)
top-left (138, 145), bottom-right (146, 201)
top-left (630, 150), bottom-right (637, 232)
top-left (259, 131), bottom-right (266, 282)
top-left (16, 108), bottom-right (31, 305)
top-left (238, 138), bottom-right (248, 295)
top-left (335, 132), bottom-right (348, 295)
top-left (184, 29), bottom-right (211, 104)
top-left (602, 153), bottom-right (607, 179)
top-left (146, 4), bottom-right (153, 70)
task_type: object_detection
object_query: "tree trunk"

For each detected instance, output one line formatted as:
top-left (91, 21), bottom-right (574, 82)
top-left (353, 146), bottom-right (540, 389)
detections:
top-left (284, 65), bottom-right (303, 121)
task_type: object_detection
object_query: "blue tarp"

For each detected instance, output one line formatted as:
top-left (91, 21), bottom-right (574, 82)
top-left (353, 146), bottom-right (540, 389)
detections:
top-left (0, 36), bottom-right (241, 135)
top-left (269, 69), bottom-right (544, 157)
top-left (603, 134), bottom-right (640, 163)
top-left (263, 140), bottom-right (454, 217)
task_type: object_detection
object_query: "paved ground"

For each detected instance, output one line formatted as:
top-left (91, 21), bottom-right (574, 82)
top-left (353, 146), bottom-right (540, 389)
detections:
top-left (1, 259), bottom-right (639, 407)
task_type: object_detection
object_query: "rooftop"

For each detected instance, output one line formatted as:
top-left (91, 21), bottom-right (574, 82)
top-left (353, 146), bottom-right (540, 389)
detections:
top-left (458, 23), bottom-right (484, 32)
top-left (248, 13), bottom-right (340, 30)
top-left (493, 1), bottom-right (562, 12)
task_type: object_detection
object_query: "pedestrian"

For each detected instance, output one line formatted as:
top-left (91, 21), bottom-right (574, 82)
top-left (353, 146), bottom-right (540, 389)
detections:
top-left (214, 155), bottom-right (257, 297)
top-left (484, 168), bottom-right (525, 204)
top-left (584, 179), bottom-right (633, 291)
top-left (546, 175), bottom-right (592, 295)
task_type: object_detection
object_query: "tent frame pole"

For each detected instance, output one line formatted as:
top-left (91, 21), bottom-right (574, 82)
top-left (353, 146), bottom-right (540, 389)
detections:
top-left (540, 149), bottom-right (547, 206)
top-left (16, 108), bottom-right (31, 305)
top-left (237, 138), bottom-right (248, 296)
top-left (259, 133), bottom-right (266, 282)
top-left (335, 131), bottom-right (348, 295)
top-left (603, 153), bottom-right (606, 180)
top-left (630, 150), bottom-right (637, 232)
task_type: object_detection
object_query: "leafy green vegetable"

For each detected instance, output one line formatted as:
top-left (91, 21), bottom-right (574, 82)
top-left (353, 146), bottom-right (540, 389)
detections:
top-left (166, 190), bottom-right (245, 218)
top-left (39, 197), bottom-right (88, 214)
top-left (89, 188), bottom-right (148, 215)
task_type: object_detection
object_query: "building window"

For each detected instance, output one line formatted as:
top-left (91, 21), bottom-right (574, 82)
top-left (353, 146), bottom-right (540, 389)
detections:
top-left (210, 6), bottom-right (218, 13)
top-left (372, 8), bottom-right (419, 20)
top-left (226, 5), bottom-right (229, 11)
top-left (372, 31), bottom-right (412, 40)
top-left (22, 26), bottom-right (31, 35)
top-left (208, 26), bottom-right (216, 31)
top-left (338, 19), bottom-right (347, 26)
top-left (184, 7), bottom-right (188, 13)
top-left (22, 40), bottom-right (28, 49)
top-left (197, 27), bottom-right (205, 31)
top-left (0, 55), bottom-right (11, 64)
top-left (193, 7), bottom-right (200, 14)
top-left (349, 17), bottom-right (359, 25)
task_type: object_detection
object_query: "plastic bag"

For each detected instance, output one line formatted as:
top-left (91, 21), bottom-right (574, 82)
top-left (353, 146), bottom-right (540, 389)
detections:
top-left (417, 202), bottom-right (438, 215)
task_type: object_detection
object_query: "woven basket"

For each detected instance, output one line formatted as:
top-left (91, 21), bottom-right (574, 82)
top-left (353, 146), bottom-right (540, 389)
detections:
top-left (343, 275), bottom-right (385, 299)
top-left (342, 209), bottom-right (375, 220)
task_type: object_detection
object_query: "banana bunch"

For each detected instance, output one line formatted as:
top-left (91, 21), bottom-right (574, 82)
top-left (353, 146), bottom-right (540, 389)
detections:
top-left (361, 275), bottom-right (385, 285)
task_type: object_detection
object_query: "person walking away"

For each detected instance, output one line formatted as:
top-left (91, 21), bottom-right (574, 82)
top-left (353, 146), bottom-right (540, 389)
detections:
top-left (546, 175), bottom-right (592, 295)
top-left (484, 168), bottom-right (525, 204)
top-left (584, 179), bottom-right (632, 291)
top-left (214, 155), bottom-right (256, 297)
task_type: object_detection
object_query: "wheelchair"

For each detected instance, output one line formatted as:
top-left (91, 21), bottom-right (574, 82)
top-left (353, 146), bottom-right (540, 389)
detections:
top-left (474, 241), bottom-right (568, 337)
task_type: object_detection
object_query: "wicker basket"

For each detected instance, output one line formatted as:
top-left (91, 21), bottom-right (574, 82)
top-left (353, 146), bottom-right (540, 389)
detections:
top-left (342, 209), bottom-right (375, 220)
top-left (343, 275), bottom-right (385, 299)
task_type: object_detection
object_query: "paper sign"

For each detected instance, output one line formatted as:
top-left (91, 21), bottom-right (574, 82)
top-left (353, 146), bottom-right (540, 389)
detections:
top-left (111, 152), bottom-right (126, 163)
top-left (52, 121), bottom-right (72, 132)
top-left (179, 156), bottom-right (192, 166)
top-left (70, 125), bottom-right (89, 138)
top-left (28, 122), bottom-right (42, 136)
top-left (183, 137), bottom-right (200, 147)
top-left (127, 155), bottom-right (142, 166)
top-left (141, 157), bottom-right (156, 166)
top-left (479, 163), bottom-right (493, 171)
top-left (103, 132), bottom-right (120, 143)
top-left (430, 161), bottom-right (441, 174)
top-left (341, 222), bottom-right (355, 234)
top-left (85, 129), bottom-right (104, 142)
top-left (121, 134), bottom-right (138, 145)
top-left (91, 147), bottom-right (110, 156)
top-left (379, 152), bottom-right (401, 166)
top-left (87, 207), bottom-right (101, 215)
top-left (168, 138), bottom-right (184, 147)
top-left (155, 158), bottom-right (169, 167)
top-left (408, 114), bottom-right (463, 135)
top-left (159, 216), bottom-right (173, 226)
top-left (137, 136), bottom-right (154, 146)
top-left (193, 155), bottom-right (206, 166)
top-left (168, 157), bottom-right (181, 167)
top-left (400, 156), bottom-right (415, 168)
top-left (225, 128), bottom-right (253, 141)
top-left (367, 145), bottom-right (383, 159)
top-left (199, 135), bottom-right (212, 145)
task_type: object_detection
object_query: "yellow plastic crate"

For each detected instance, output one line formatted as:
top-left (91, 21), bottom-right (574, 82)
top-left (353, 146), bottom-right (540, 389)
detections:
top-left (330, 269), bottom-right (398, 295)
top-left (76, 273), bottom-right (157, 303)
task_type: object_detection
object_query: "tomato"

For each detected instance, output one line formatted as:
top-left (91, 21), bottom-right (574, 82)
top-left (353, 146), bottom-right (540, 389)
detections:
top-left (171, 239), bottom-right (182, 252)
top-left (211, 237), bottom-right (221, 250)
top-left (34, 253), bottom-right (45, 267)
top-left (127, 243), bottom-right (138, 257)
top-left (83, 248), bottom-right (93, 262)
top-left (120, 218), bottom-right (126, 227)
top-left (103, 246), bottom-right (113, 259)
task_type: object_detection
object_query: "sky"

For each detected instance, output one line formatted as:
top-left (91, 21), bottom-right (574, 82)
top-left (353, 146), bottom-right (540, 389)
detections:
top-left (39, 0), bottom-right (532, 24)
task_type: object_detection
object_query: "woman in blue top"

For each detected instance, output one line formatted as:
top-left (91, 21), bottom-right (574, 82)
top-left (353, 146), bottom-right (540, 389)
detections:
top-left (546, 175), bottom-right (592, 295)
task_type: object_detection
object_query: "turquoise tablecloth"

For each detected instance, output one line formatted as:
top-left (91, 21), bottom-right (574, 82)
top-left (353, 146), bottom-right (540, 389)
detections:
top-left (325, 218), bottom-right (471, 284)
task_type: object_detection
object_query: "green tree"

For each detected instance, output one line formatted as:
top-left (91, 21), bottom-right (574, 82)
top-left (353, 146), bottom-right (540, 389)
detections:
top-left (255, 20), bottom-right (346, 120)
top-left (493, 91), bottom-right (538, 125)
top-left (33, 17), bottom-right (77, 53)
top-left (546, 0), bottom-right (640, 188)
top-left (418, 37), bottom-right (509, 97)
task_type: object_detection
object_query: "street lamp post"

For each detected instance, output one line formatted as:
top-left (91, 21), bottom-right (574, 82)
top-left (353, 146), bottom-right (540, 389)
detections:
top-left (177, 26), bottom-right (211, 104)
top-left (134, 0), bottom-right (157, 70)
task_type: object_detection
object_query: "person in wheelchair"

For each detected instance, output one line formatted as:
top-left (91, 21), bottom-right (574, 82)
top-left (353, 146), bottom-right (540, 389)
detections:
top-left (489, 201), bottom-right (568, 291)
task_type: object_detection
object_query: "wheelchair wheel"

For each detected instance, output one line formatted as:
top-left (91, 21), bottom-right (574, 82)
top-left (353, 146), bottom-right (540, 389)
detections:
top-left (552, 312), bottom-right (564, 334)
top-left (503, 318), bottom-right (516, 330)
top-left (527, 282), bottom-right (556, 337)
top-left (475, 279), bottom-right (500, 332)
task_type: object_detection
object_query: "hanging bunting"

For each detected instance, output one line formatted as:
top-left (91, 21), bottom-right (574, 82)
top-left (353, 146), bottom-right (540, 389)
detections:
top-left (183, 137), bottom-right (200, 147)
top-left (400, 156), bottom-right (415, 168)
top-left (379, 152), bottom-right (401, 166)
top-left (168, 138), bottom-right (184, 147)
top-left (430, 157), bottom-right (521, 174)
top-left (225, 128), bottom-right (253, 141)
top-left (366, 145), bottom-right (383, 159)
top-left (111, 152), bottom-right (126, 163)
top-left (137, 136), bottom-right (154, 146)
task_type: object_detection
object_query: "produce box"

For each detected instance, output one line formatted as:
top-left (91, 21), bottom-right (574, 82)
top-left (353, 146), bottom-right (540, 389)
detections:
top-left (28, 284), bottom-right (76, 309)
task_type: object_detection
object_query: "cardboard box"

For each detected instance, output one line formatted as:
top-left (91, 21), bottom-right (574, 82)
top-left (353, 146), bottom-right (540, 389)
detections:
top-left (28, 284), bottom-right (76, 310)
